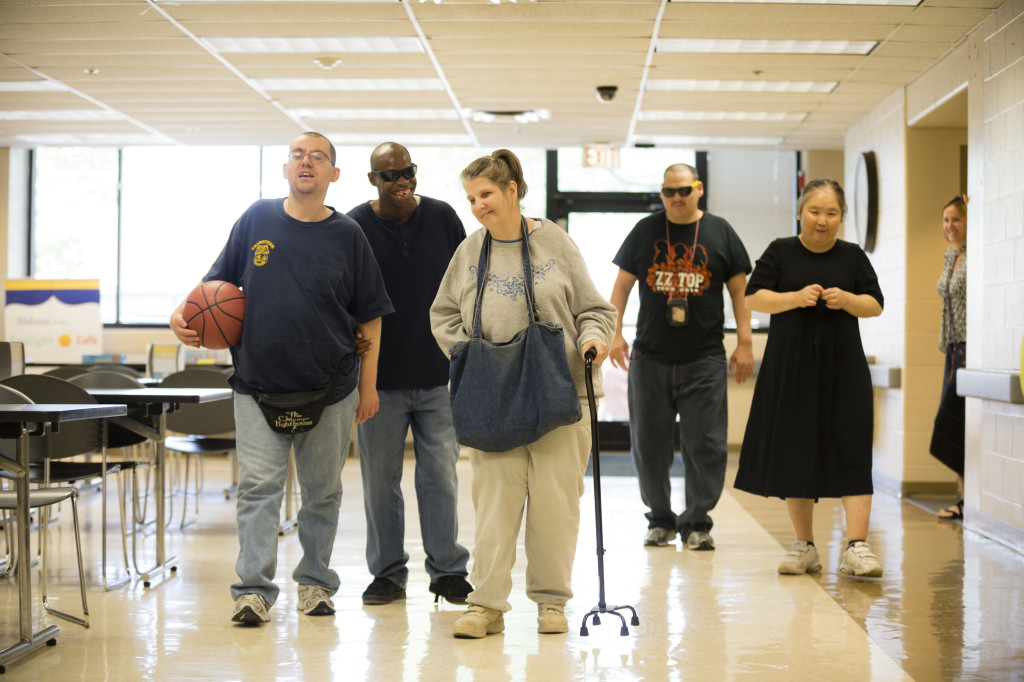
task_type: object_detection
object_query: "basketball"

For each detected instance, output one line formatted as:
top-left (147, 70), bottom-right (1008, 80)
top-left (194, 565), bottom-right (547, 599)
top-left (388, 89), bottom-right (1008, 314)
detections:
top-left (182, 280), bottom-right (245, 349)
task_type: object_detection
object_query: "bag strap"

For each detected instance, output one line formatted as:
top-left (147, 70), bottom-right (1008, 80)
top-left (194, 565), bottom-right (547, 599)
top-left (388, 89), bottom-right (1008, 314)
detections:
top-left (470, 216), bottom-right (537, 340)
top-left (236, 352), bottom-right (348, 399)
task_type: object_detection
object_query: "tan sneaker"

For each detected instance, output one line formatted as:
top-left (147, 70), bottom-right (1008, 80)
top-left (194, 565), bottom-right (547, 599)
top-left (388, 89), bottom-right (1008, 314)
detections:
top-left (643, 527), bottom-right (676, 546)
top-left (231, 594), bottom-right (269, 624)
top-left (453, 604), bottom-right (504, 638)
top-left (297, 584), bottom-right (335, 616)
top-left (537, 604), bottom-right (568, 634)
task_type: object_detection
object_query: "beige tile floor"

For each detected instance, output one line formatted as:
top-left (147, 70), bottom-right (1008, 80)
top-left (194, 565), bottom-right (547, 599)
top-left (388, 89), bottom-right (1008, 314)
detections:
top-left (2, 452), bottom-right (1022, 681)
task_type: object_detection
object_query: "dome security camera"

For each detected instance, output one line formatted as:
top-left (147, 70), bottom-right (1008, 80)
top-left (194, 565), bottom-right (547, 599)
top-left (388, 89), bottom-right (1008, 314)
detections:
top-left (596, 85), bottom-right (618, 103)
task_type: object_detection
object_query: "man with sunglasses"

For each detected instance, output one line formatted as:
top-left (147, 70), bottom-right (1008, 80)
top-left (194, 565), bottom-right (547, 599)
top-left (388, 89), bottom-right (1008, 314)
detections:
top-left (347, 142), bottom-right (472, 607)
top-left (609, 162), bottom-right (754, 552)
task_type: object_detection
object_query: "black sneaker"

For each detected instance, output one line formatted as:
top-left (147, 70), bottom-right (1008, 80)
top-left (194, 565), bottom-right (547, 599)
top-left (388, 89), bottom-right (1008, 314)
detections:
top-left (429, 575), bottom-right (473, 605)
top-left (362, 577), bottom-right (406, 605)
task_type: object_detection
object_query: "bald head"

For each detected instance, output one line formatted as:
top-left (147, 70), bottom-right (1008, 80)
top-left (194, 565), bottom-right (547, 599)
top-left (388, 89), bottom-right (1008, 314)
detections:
top-left (370, 142), bottom-right (410, 170)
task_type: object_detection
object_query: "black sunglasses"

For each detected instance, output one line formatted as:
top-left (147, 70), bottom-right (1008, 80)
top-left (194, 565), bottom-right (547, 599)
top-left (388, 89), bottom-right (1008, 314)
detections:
top-left (661, 180), bottom-right (700, 198)
top-left (370, 165), bottom-right (417, 182)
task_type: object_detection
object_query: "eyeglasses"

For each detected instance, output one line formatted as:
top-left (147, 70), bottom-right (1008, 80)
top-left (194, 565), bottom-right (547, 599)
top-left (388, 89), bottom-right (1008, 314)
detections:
top-left (288, 150), bottom-right (332, 165)
top-left (661, 180), bottom-right (700, 198)
top-left (370, 165), bottom-right (417, 182)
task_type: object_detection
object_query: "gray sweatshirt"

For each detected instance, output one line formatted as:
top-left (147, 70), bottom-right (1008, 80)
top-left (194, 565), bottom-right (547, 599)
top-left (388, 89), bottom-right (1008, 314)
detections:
top-left (430, 218), bottom-right (617, 399)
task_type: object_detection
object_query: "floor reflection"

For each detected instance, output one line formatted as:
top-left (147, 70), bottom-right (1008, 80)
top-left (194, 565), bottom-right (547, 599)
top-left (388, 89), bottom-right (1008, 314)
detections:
top-left (1, 453), bottom-right (1021, 680)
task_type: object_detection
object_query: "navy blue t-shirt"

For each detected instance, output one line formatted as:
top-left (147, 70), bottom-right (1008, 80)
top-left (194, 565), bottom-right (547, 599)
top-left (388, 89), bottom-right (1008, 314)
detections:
top-left (205, 198), bottom-right (394, 403)
top-left (347, 196), bottom-right (465, 390)
top-left (613, 210), bottom-right (751, 364)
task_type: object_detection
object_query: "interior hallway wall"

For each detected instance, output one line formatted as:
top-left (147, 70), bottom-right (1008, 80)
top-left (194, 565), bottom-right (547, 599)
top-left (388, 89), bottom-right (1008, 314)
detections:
top-left (800, 150), bottom-right (845, 192)
top-left (967, 0), bottom-right (1024, 548)
top-left (848, 0), bottom-right (1024, 552)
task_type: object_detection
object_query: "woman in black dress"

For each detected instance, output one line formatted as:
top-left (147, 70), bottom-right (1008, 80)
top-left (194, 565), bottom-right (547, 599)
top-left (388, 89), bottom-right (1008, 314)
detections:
top-left (734, 178), bottom-right (884, 577)
top-left (930, 196), bottom-right (967, 520)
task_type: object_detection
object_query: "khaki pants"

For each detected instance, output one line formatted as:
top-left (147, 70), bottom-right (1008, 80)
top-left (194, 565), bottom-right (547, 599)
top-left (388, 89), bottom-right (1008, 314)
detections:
top-left (466, 420), bottom-right (592, 612)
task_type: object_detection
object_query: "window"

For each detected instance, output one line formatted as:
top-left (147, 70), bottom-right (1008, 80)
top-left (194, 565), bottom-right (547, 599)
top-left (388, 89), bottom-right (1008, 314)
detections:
top-left (32, 148), bottom-right (119, 320)
top-left (119, 146), bottom-right (262, 323)
top-left (30, 144), bottom-right (548, 325)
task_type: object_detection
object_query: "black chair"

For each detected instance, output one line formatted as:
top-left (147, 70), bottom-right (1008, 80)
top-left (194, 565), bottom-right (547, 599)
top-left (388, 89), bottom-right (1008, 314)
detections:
top-left (0, 383), bottom-right (90, 627)
top-left (0, 374), bottom-right (134, 590)
top-left (0, 341), bottom-right (25, 381)
top-left (86, 364), bottom-right (143, 379)
top-left (41, 365), bottom-right (92, 380)
top-left (68, 371), bottom-right (154, 448)
top-left (68, 371), bottom-right (155, 537)
top-left (159, 369), bottom-right (236, 529)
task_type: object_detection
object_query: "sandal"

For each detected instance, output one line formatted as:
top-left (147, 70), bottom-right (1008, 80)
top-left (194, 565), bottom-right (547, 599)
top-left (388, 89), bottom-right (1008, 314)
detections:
top-left (937, 499), bottom-right (964, 521)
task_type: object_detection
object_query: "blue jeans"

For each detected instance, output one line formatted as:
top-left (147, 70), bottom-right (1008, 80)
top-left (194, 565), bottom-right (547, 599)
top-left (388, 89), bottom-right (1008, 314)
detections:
top-left (357, 386), bottom-right (468, 588)
top-left (628, 348), bottom-right (728, 537)
top-left (231, 390), bottom-right (357, 606)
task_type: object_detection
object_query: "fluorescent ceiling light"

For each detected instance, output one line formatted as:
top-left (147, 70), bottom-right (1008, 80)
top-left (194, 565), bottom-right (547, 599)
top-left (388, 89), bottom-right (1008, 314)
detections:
top-left (0, 110), bottom-right (126, 121)
top-left (291, 108), bottom-right (459, 120)
top-left (254, 78), bottom-right (443, 91)
top-left (0, 80), bottom-right (68, 92)
top-left (637, 134), bottom-right (785, 146)
top-left (658, 39), bottom-right (876, 56)
top-left (674, 0), bottom-right (918, 4)
top-left (640, 111), bottom-right (807, 122)
top-left (204, 37), bottom-right (423, 54)
top-left (647, 79), bottom-right (836, 93)
top-left (15, 133), bottom-right (169, 146)
top-left (173, 0), bottom-right (397, 3)
top-left (325, 133), bottom-right (473, 145)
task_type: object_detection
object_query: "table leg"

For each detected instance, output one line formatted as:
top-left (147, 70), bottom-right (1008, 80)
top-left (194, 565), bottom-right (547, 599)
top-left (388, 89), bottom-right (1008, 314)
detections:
top-left (139, 412), bottom-right (178, 587)
top-left (0, 428), bottom-right (60, 672)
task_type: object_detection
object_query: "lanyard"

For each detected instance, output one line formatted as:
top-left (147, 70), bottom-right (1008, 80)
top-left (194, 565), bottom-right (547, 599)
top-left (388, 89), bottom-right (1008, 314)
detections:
top-left (665, 215), bottom-right (700, 265)
top-left (666, 215), bottom-right (700, 297)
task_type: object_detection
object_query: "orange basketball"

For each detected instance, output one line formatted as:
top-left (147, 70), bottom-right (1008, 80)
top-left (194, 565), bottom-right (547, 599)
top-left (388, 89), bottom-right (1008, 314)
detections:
top-left (183, 280), bottom-right (245, 349)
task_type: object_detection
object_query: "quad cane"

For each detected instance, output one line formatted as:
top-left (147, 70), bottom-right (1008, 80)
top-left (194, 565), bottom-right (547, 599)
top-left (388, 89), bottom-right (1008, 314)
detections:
top-left (580, 347), bottom-right (639, 636)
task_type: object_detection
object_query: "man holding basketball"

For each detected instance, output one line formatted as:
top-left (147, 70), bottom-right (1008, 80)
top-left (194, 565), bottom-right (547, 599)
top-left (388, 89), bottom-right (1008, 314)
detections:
top-left (170, 131), bottom-right (394, 625)
top-left (347, 142), bottom-right (472, 606)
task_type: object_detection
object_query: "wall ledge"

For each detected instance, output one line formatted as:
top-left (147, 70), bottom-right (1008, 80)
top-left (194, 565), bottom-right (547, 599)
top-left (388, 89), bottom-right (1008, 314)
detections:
top-left (869, 364), bottom-right (901, 388)
top-left (956, 369), bottom-right (1024, 404)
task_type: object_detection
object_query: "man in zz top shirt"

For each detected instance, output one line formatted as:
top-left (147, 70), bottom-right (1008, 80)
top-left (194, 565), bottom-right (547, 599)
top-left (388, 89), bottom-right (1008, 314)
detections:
top-left (609, 162), bottom-right (752, 553)
top-left (617, 210), bottom-right (749, 364)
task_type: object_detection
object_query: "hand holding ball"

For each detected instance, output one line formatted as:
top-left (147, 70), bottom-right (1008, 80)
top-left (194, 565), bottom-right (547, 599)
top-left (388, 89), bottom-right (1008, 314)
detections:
top-left (183, 280), bottom-right (245, 349)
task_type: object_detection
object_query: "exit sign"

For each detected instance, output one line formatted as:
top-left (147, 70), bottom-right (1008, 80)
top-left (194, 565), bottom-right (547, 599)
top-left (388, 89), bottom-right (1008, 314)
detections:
top-left (583, 146), bottom-right (619, 169)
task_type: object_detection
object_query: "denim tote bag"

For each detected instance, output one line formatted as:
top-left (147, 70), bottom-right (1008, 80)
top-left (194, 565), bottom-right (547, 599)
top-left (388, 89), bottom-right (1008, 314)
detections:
top-left (448, 218), bottom-right (581, 452)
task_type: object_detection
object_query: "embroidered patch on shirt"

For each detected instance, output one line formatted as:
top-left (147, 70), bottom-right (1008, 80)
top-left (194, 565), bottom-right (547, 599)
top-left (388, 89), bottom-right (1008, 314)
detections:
top-left (251, 239), bottom-right (275, 266)
top-left (470, 259), bottom-right (556, 301)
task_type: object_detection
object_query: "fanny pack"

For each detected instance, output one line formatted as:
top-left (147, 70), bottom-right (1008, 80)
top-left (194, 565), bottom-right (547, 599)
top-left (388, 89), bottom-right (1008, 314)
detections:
top-left (236, 358), bottom-right (346, 435)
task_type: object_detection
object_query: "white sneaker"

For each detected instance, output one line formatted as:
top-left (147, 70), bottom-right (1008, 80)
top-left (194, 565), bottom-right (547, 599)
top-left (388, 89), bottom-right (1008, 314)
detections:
top-left (839, 541), bottom-right (883, 578)
top-left (297, 584), bottom-right (335, 616)
top-left (231, 594), bottom-right (269, 624)
top-left (644, 527), bottom-right (677, 547)
top-left (685, 530), bottom-right (715, 551)
top-left (778, 540), bottom-right (822, 575)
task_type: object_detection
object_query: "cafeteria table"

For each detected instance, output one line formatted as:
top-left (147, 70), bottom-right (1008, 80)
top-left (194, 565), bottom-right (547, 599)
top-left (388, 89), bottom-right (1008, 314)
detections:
top-left (83, 388), bottom-right (232, 587)
top-left (0, 403), bottom-right (127, 673)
